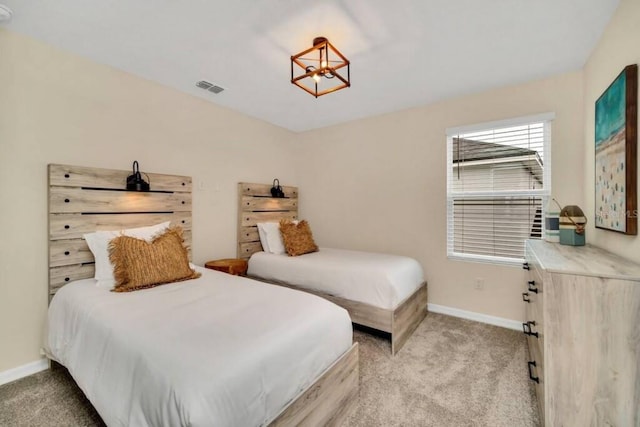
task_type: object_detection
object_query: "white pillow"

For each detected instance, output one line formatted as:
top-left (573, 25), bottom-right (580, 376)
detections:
top-left (84, 221), bottom-right (170, 289)
top-left (256, 223), bottom-right (271, 253)
top-left (257, 221), bottom-right (297, 255)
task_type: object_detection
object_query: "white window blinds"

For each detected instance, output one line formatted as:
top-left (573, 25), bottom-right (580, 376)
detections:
top-left (446, 113), bottom-right (553, 265)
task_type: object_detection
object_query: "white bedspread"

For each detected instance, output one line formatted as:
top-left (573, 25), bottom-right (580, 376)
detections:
top-left (248, 248), bottom-right (425, 310)
top-left (45, 267), bottom-right (352, 427)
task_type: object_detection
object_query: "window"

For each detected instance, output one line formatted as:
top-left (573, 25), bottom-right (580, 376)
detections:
top-left (446, 113), bottom-right (553, 265)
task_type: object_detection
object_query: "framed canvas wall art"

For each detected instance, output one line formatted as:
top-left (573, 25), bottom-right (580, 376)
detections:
top-left (595, 64), bottom-right (638, 234)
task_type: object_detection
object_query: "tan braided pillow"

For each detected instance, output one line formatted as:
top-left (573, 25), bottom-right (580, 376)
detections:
top-left (279, 219), bottom-right (318, 257)
top-left (109, 226), bottom-right (200, 292)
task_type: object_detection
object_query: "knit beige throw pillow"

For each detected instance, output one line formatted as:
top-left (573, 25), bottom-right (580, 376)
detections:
top-left (109, 226), bottom-right (200, 292)
top-left (279, 219), bottom-right (319, 256)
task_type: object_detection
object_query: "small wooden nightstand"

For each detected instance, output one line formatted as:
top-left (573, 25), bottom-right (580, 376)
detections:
top-left (204, 258), bottom-right (248, 276)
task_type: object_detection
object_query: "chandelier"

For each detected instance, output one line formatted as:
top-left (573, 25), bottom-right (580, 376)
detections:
top-left (290, 36), bottom-right (350, 98)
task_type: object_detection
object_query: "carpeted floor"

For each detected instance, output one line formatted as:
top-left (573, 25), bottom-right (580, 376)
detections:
top-left (0, 313), bottom-right (539, 426)
top-left (344, 313), bottom-right (539, 427)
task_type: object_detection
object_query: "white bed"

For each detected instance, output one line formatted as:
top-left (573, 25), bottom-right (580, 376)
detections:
top-left (237, 182), bottom-right (429, 355)
top-left (248, 248), bottom-right (424, 310)
top-left (45, 266), bottom-right (353, 427)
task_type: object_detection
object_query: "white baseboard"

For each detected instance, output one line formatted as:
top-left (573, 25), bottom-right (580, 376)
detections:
top-left (428, 303), bottom-right (521, 331)
top-left (0, 358), bottom-right (49, 386)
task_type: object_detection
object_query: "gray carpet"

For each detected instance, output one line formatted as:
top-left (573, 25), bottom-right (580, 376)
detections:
top-left (344, 313), bottom-right (539, 427)
top-left (0, 363), bottom-right (105, 427)
top-left (0, 313), bottom-right (539, 426)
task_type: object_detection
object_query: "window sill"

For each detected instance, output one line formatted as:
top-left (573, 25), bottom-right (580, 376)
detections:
top-left (447, 253), bottom-right (524, 267)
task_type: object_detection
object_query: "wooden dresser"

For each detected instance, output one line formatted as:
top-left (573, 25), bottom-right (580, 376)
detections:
top-left (523, 240), bottom-right (640, 427)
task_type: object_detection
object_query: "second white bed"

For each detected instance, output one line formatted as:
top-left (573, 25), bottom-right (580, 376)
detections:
top-left (45, 266), bottom-right (352, 427)
top-left (248, 248), bottom-right (425, 310)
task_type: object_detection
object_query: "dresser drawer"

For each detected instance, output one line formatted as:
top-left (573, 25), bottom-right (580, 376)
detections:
top-left (524, 259), bottom-right (544, 325)
top-left (529, 259), bottom-right (543, 282)
top-left (523, 285), bottom-right (540, 321)
top-left (523, 278), bottom-right (543, 320)
top-left (526, 278), bottom-right (544, 327)
top-left (527, 334), bottom-right (545, 423)
top-left (523, 316), bottom-right (543, 367)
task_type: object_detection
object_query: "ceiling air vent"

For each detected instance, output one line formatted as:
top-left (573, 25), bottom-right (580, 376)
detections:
top-left (196, 80), bottom-right (224, 94)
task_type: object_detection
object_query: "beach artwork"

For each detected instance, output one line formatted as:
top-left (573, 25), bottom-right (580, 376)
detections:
top-left (595, 65), bottom-right (637, 234)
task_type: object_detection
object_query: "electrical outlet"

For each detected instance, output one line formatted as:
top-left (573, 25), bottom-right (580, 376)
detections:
top-left (475, 278), bottom-right (485, 290)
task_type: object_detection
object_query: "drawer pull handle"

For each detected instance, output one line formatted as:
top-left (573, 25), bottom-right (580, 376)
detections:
top-left (522, 321), bottom-right (539, 338)
top-left (64, 251), bottom-right (70, 256)
top-left (528, 280), bottom-right (539, 293)
top-left (528, 361), bottom-right (540, 383)
top-left (523, 262), bottom-right (530, 270)
top-left (522, 292), bottom-right (530, 303)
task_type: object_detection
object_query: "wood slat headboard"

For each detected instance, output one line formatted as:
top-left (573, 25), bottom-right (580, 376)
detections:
top-left (48, 164), bottom-right (193, 298)
top-left (237, 182), bottom-right (298, 259)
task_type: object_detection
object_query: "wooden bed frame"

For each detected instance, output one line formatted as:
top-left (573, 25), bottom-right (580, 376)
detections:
top-left (237, 182), bottom-right (428, 355)
top-left (48, 164), bottom-right (359, 426)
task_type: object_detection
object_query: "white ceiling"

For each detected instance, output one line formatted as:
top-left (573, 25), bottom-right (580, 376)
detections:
top-left (2, 0), bottom-right (619, 132)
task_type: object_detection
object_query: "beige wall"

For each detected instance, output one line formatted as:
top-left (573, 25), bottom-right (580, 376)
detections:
top-left (584, 0), bottom-right (640, 260)
top-left (0, 30), bottom-right (297, 372)
top-left (295, 71), bottom-right (584, 322)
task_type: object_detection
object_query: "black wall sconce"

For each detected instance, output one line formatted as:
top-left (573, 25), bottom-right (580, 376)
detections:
top-left (270, 178), bottom-right (285, 198)
top-left (126, 160), bottom-right (150, 192)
